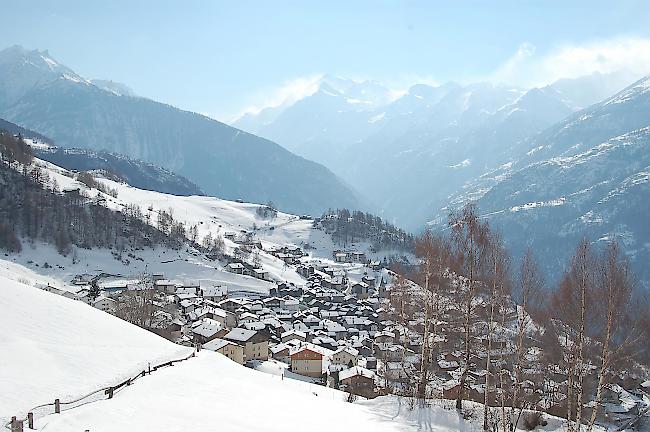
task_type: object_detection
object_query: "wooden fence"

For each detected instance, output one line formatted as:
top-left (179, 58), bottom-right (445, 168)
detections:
top-left (5, 348), bottom-right (198, 431)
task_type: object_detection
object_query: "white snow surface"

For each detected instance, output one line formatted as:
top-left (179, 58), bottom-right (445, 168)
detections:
top-left (36, 352), bottom-right (458, 432)
top-left (0, 274), bottom-right (191, 420)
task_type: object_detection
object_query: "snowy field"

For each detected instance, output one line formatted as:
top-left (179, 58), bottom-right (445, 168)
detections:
top-left (0, 273), bottom-right (192, 421)
top-left (3, 242), bottom-right (275, 295)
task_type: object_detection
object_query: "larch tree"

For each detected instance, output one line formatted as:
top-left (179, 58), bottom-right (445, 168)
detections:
top-left (449, 202), bottom-right (491, 411)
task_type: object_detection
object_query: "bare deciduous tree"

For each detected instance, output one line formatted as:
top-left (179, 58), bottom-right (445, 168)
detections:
top-left (449, 202), bottom-right (490, 411)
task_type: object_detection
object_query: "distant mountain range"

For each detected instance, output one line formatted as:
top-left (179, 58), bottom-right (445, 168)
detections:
top-left (235, 71), bottom-right (639, 229)
top-left (0, 46), bottom-right (359, 216)
top-left (435, 77), bottom-right (650, 289)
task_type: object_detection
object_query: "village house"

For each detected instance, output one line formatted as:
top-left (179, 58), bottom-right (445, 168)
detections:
top-left (339, 366), bottom-right (377, 398)
top-left (281, 329), bottom-right (307, 343)
top-left (201, 285), bottom-right (227, 302)
top-left (252, 268), bottom-right (268, 280)
top-left (334, 252), bottom-right (349, 263)
top-left (224, 328), bottom-right (269, 362)
top-left (270, 343), bottom-right (292, 364)
top-left (226, 262), bottom-right (245, 274)
top-left (192, 318), bottom-right (227, 344)
top-left (351, 251), bottom-right (366, 262)
top-left (92, 296), bottom-right (116, 313)
top-left (203, 338), bottom-right (245, 365)
top-left (154, 279), bottom-right (179, 294)
top-left (290, 346), bottom-right (324, 378)
top-left (331, 346), bottom-right (359, 367)
top-left (351, 281), bottom-right (370, 299)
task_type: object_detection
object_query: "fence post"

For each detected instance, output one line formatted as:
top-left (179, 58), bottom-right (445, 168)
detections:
top-left (11, 416), bottom-right (24, 432)
top-left (54, 398), bottom-right (60, 413)
top-left (27, 412), bottom-right (34, 429)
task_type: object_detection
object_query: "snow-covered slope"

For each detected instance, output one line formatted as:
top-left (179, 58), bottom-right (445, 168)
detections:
top-left (34, 146), bottom-right (204, 196)
top-left (0, 274), bottom-right (191, 420)
top-left (6, 156), bottom-right (398, 296)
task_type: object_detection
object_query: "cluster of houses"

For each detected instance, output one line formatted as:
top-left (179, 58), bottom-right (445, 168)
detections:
top-left (268, 245), bottom-right (305, 266)
top-left (49, 256), bottom-right (417, 399)
top-left (167, 272), bottom-right (400, 398)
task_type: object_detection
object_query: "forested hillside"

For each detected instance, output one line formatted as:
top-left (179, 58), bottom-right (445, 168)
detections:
top-left (35, 146), bottom-right (204, 196)
top-left (0, 132), bottom-right (185, 255)
top-left (315, 208), bottom-right (414, 252)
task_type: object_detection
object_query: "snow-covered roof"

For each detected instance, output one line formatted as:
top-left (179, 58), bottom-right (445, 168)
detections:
top-left (192, 319), bottom-right (223, 338)
top-left (224, 328), bottom-right (257, 342)
top-left (202, 286), bottom-right (226, 297)
top-left (281, 329), bottom-right (306, 339)
top-left (339, 366), bottom-right (375, 381)
top-left (203, 338), bottom-right (239, 352)
top-left (333, 346), bottom-right (359, 357)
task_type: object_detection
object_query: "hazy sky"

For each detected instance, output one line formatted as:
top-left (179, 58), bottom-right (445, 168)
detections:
top-left (3, 1), bottom-right (650, 120)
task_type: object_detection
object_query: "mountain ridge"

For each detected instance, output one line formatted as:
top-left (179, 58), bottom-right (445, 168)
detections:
top-left (0, 46), bottom-right (360, 216)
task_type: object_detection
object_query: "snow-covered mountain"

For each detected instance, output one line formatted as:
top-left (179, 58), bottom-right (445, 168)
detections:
top-left (233, 75), bottom-right (397, 169)
top-left (89, 79), bottom-right (136, 97)
top-left (436, 77), bottom-right (650, 290)
top-left (235, 72), bottom-right (637, 229)
top-left (345, 81), bottom-right (576, 228)
top-left (0, 46), bottom-right (359, 216)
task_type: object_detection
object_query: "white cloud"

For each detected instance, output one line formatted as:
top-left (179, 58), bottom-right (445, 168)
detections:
top-left (230, 74), bottom-right (324, 122)
top-left (491, 37), bottom-right (650, 87)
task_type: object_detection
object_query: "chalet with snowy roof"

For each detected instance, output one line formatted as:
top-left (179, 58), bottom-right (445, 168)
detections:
top-left (339, 366), bottom-right (377, 398)
top-left (283, 297), bottom-right (299, 312)
top-left (98, 278), bottom-right (136, 294)
top-left (351, 251), bottom-right (366, 262)
top-left (218, 298), bottom-right (247, 313)
top-left (203, 338), bottom-right (244, 365)
top-left (361, 274), bottom-right (375, 287)
top-left (252, 268), bottom-right (268, 280)
top-left (238, 311), bottom-right (259, 324)
top-left (192, 318), bottom-right (226, 344)
top-left (179, 299), bottom-right (198, 314)
top-left (154, 279), bottom-right (179, 294)
top-left (351, 281), bottom-right (370, 299)
top-left (331, 346), bottom-right (359, 367)
top-left (92, 296), bottom-right (116, 313)
top-left (226, 262), bottom-right (245, 274)
top-left (334, 252), bottom-right (348, 263)
top-left (200, 285), bottom-right (227, 302)
top-left (270, 343), bottom-right (292, 364)
top-left (281, 329), bottom-right (307, 343)
top-left (224, 328), bottom-right (269, 362)
top-left (290, 346), bottom-right (324, 378)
